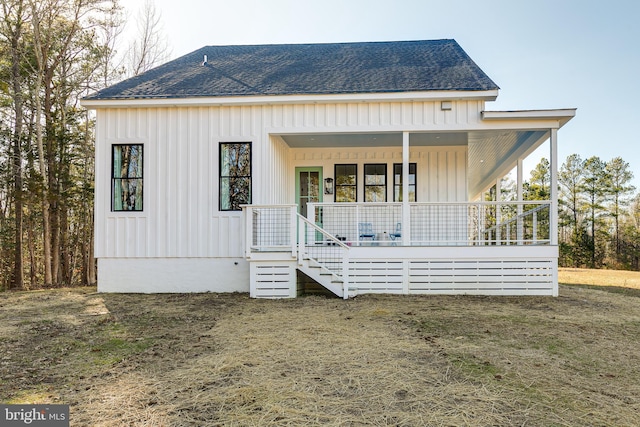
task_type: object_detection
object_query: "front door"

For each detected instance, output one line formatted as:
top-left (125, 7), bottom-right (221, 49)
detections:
top-left (296, 167), bottom-right (323, 219)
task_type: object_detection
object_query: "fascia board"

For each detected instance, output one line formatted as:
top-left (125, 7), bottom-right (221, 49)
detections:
top-left (80, 89), bottom-right (499, 109)
top-left (481, 109), bottom-right (576, 128)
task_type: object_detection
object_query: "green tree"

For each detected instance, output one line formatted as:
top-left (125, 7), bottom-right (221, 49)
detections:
top-left (625, 194), bottom-right (640, 269)
top-left (0, 0), bottom-right (121, 289)
top-left (558, 154), bottom-right (585, 267)
top-left (605, 157), bottom-right (636, 264)
top-left (0, 0), bottom-right (27, 288)
top-left (581, 156), bottom-right (610, 268)
top-left (524, 157), bottom-right (550, 201)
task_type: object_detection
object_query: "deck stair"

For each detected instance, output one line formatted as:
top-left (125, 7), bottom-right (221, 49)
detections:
top-left (297, 214), bottom-right (351, 299)
top-left (297, 256), bottom-right (344, 298)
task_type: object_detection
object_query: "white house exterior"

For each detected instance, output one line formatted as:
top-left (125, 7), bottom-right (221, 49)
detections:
top-left (81, 40), bottom-right (575, 298)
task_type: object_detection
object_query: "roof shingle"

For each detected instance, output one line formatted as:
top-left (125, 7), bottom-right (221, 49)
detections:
top-left (85, 39), bottom-right (499, 100)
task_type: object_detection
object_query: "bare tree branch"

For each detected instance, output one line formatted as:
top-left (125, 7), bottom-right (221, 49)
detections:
top-left (128, 0), bottom-right (171, 76)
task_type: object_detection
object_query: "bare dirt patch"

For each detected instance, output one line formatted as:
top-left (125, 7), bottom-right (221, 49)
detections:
top-left (1, 286), bottom-right (640, 426)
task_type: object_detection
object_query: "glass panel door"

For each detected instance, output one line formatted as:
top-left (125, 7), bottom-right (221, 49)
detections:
top-left (296, 167), bottom-right (322, 219)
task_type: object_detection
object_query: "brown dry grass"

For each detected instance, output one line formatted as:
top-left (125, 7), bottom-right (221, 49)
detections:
top-left (1, 282), bottom-right (640, 426)
top-left (560, 267), bottom-right (640, 290)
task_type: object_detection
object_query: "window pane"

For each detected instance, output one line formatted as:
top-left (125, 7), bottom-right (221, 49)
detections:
top-left (113, 178), bottom-right (143, 211)
top-left (335, 165), bottom-right (356, 185)
top-left (309, 172), bottom-right (319, 200)
top-left (365, 186), bottom-right (385, 202)
top-left (113, 145), bottom-right (142, 178)
top-left (336, 185), bottom-right (356, 203)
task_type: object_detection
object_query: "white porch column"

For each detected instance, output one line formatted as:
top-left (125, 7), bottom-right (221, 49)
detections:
top-left (402, 131), bottom-right (410, 246)
top-left (517, 159), bottom-right (524, 245)
top-left (496, 177), bottom-right (502, 243)
top-left (550, 128), bottom-right (558, 245)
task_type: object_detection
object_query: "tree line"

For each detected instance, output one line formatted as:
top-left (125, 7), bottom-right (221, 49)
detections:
top-left (0, 0), bottom-right (168, 290)
top-left (498, 155), bottom-right (638, 270)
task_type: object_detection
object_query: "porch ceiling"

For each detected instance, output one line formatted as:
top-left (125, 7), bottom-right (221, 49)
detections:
top-left (467, 129), bottom-right (549, 199)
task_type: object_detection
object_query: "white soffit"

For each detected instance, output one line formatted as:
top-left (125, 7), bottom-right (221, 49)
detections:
top-left (467, 129), bottom-right (549, 199)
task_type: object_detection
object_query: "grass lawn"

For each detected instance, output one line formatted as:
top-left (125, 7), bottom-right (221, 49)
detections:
top-left (559, 267), bottom-right (640, 290)
top-left (1, 271), bottom-right (639, 426)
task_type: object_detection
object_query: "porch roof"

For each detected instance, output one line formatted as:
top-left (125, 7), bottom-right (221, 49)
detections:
top-left (279, 108), bottom-right (576, 200)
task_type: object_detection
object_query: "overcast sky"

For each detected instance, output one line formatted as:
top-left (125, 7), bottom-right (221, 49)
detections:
top-left (123, 0), bottom-right (640, 188)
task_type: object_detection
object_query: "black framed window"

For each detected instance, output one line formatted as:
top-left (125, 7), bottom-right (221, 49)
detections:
top-left (112, 144), bottom-right (143, 211)
top-left (334, 164), bottom-right (357, 202)
top-left (364, 164), bottom-right (387, 202)
top-left (393, 163), bottom-right (416, 202)
top-left (220, 142), bottom-right (252, 211)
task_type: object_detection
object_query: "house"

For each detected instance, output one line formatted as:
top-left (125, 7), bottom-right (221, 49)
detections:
top-left (81, 39), bottom-right (575, 298)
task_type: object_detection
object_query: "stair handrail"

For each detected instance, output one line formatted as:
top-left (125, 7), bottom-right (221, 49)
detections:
top-left (296, 213), bottom-right (351, 299)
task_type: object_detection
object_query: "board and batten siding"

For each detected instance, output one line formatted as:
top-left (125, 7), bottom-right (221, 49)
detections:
top-left (95, 100), bottom-right (482, 259)
top-left (96, 106), bottom-right (261, 259)
top-left (292, 146), bottom-right (467, 203)
top-left (267, 100), bottom-right (485, 130)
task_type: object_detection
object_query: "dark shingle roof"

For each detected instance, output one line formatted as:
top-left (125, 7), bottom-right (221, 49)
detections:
top-left (85, 39), bottom-right (499, 100)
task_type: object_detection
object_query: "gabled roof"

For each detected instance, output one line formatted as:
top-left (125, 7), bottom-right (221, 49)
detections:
top-left (85, 39), bottom-right (499, 100)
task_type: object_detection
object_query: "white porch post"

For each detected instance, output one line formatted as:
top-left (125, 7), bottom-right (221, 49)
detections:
top-left (517, 159), bottom-right (523, 245)
top-left (550, 128), bottom-right (558, 246)
top-left (496, 177), bottom-right (502, 243)
top-left (243, 206), bottom-right (252, 258)
top-left (402, 131), bottom-right (410, 246)
top-left (290, 205), bottom-right (298, 258)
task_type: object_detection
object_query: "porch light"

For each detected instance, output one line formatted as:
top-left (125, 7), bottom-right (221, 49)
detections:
top-left (324, 177), bottom-right (334, 195)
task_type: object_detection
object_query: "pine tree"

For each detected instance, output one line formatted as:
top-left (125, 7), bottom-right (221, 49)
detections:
top-left (605, 157), bottom-right (636, 265)
top-left (581, 156), bottom-right (610, 268)
top-left (558, 154), bottom-right (584, 267)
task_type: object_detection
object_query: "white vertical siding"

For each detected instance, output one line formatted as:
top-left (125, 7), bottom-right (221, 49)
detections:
top-left (95, 100), bottom-right (481, 259)
top-left (266, 100), bottom-right (483, 132)
top-left (290, 146), bottom-right (466, 203)
top-left (417, 148), bottom-right (467, 203)
top-left (264, 136), bottom-right (293, 204)
top-left (96, 105), bottom-right (266, 258)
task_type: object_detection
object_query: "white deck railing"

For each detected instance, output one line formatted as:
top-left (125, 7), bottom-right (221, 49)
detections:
top-left (243, 201), bottom-right (551, 252)
top-left (312, 201), bottom-right (551, 246)
top-left (297, 213), bottom-right (350, 298)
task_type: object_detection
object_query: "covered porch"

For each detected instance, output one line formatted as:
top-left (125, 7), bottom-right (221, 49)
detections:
top-left (245, 108), bottom-right (575, 298)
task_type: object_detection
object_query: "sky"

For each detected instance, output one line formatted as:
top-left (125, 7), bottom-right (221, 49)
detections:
top-left (123, 0), bottom-right (640, 188)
